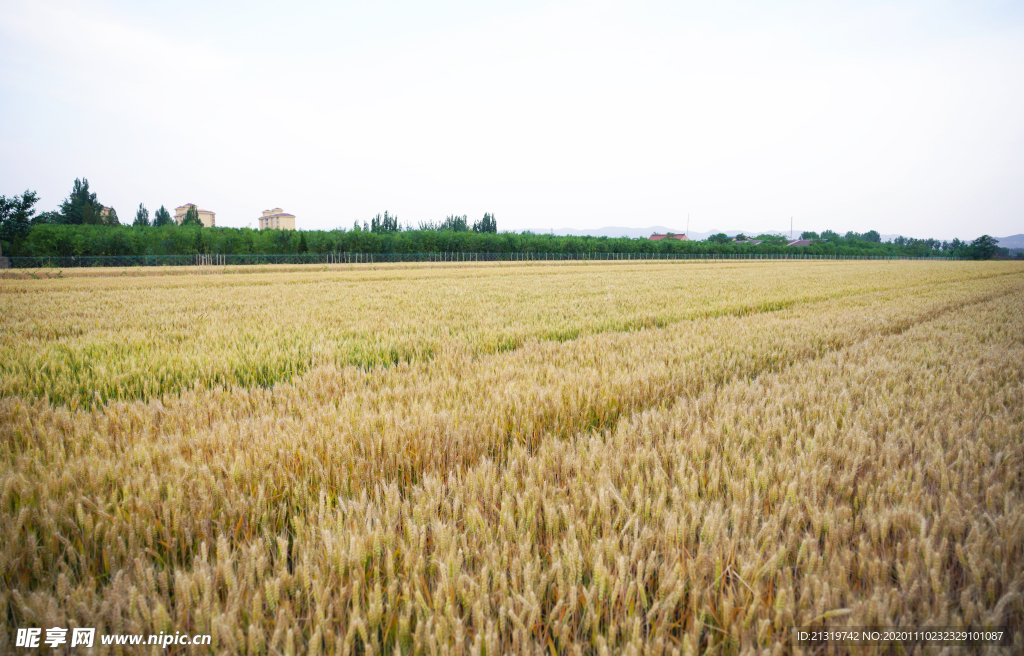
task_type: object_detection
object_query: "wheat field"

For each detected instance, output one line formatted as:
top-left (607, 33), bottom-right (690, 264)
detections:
top-left (1, 260), bottom-right (1022, 655)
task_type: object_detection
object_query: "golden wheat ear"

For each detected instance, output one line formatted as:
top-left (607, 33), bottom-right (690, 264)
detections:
top-left (1, 261), bottom-right (1021, 654)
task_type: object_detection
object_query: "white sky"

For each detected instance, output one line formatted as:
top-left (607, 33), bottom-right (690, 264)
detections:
top-left (2, 0), bottom-right (1022, 239)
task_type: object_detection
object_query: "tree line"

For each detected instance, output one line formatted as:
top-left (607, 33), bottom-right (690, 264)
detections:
top-left (0, 179), bottom-right (1009, 260)
top-left (11, 223), bottom-right (1006, 260)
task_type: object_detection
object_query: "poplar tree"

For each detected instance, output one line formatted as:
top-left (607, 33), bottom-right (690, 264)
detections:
top-left (181, 205), bottom-right (203, 227)
top-left (59, 178), bottom-right (105, 225)
top-left (370, 211), bottom-right (399, 233)
top-left (102, 207), bottom-right (120, 226)
top-left (134, 203), bottom-right (151, 227)
top-left (153, 206), bottom-right (173, 227)
top-left (473, 213), bottom-right (497, 233)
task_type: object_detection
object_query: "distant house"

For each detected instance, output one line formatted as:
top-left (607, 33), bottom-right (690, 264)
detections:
top-left (259, 208), bottom-right (296, 230)
top-left (649, 234), bottom-right (689, 241)
top-left (174, 204), bottom-right (216, 227)
top-left (743, 240), bottom-right (763, 246)
top-left (787, 239), bottom-right (814, 247)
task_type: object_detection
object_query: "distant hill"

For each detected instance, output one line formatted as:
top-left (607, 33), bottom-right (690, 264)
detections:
top-left (996, 234), bottom-right (1024, 249)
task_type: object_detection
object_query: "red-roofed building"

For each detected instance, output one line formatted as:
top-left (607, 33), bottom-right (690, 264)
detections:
top-left (649, 234), bottom-right (689, 241)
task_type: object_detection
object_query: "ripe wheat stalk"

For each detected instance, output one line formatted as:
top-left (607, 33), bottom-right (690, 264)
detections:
top-left (1, 260), bottom-right (1022, 654)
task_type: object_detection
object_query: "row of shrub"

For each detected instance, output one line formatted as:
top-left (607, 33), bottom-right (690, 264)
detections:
top-left (5, 223), bottom-right (991, 259)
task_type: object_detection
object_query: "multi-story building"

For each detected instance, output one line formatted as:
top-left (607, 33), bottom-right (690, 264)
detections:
top-left (174, 204), bottom-right (216, 227)
top-left (258, 208), bottom-right (296, 230)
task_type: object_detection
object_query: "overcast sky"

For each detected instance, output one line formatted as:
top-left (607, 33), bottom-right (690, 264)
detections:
top-left (2, 0), bottom-right (1022, 239)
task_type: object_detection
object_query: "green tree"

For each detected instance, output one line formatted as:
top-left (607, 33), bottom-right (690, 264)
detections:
top-left (153, 206), bottom-right (173, 227)
top-left (419, 215), bottom-right (472, 232)
top-left (134, 203), bottom-right (151, 227)
top-left (968, 235), bottom-right (999, 260)
top-left (800, 231), bottom-right (819, 240)
top-left (370, 211), bottom-right (400, 233)
top-left (0, 190), bottom-right (39, 255)
top-left (103, 206), bottom-right (120, 226)
top-left (59, 178), bottom-right (106, 225)
top-left (449, 215), bottom-right (468, 231)
top-left (181, 205), bottom-right (203, 227)
top-left (442, 215), bottom-right (468, 232)
top-left (33, 211), bottom-right (62, 225)
top-left (707, 233), bottom-right (731, 244)
top-left (473, 213), bottom-right (497, 233)
top-left (8, 221), bottom-right (989, 260)
top-left (862, 230), bottom-right (881, 243)
top-left (298, 231), bottom-right (309, 253)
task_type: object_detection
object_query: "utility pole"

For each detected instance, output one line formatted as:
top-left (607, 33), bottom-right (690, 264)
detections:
top-left (791, 217), bottom-right (793, 240)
